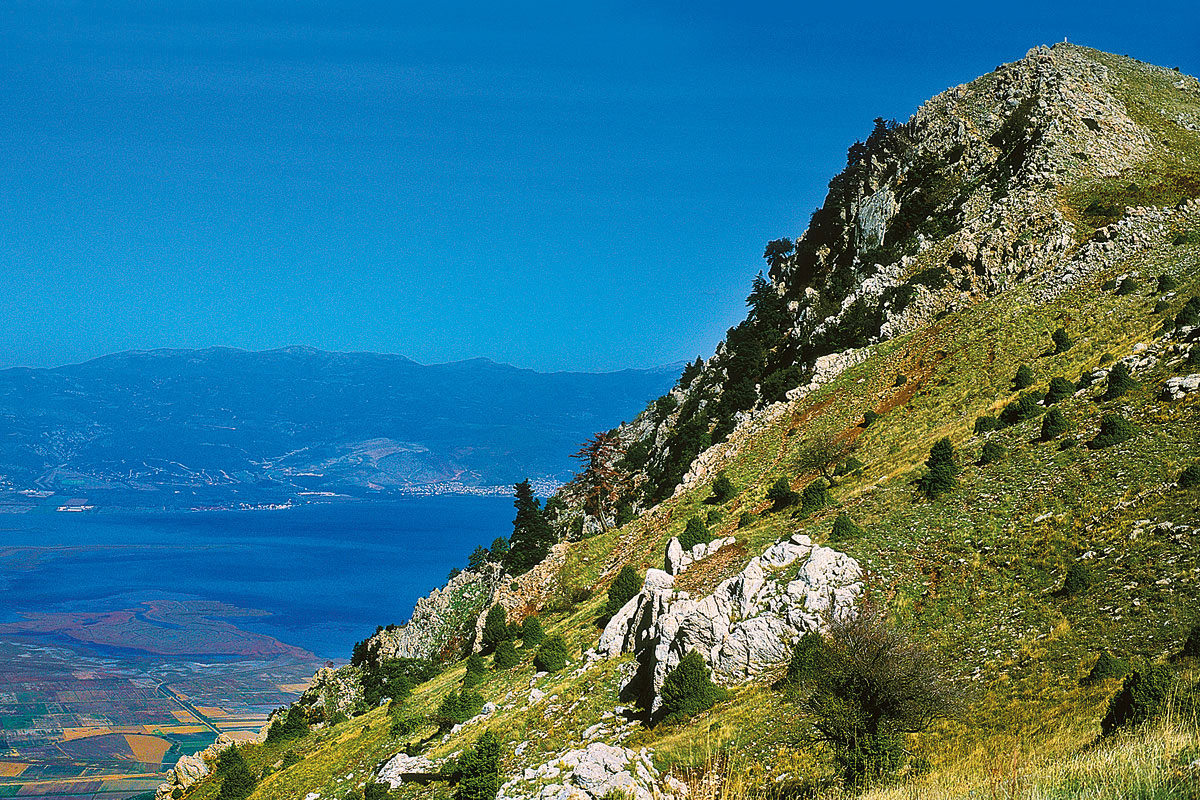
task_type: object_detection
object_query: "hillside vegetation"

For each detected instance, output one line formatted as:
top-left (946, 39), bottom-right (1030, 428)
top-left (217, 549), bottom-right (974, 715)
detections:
top-left (171, 44), bottom-right (1200, 800)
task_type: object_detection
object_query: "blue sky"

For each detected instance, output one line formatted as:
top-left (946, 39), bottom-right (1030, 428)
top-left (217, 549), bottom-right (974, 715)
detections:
top-left (2, 1), bottom-right (1197, 372)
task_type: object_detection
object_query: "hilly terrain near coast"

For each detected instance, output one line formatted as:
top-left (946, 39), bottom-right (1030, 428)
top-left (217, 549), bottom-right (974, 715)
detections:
top-left (0, 348), bottom-right (677, 508)
top-left (165, 44), bottom-right (1200, 800)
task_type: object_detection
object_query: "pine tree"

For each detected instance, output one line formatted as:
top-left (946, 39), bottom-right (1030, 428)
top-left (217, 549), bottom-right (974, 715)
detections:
top-left (462, 654), bottom-right (487, 688)
top-left (767, 477), bottom-right (800, 511)
top-left (1052, 328), bottom-right (1073, 353)
top-left (660, 650), bottom-right (726, 719)
top-left (918, 437), bottom-right (958, 498)
top-left (829, 513), bottom-right (863, 542)
top-left (455, 730), bottom-right (502, 800)
top-left (1044, 376), bottom-right (1075, 405)
top-left (1014, 364), bottom-right (1035, 390)
top-left (1040, 408), bottom-right (1068, 441)
top-left (800, 479), bottom-right (830, 514)
top-left (504, 480), bottom-right (556, 575)
top-left (533, 636), bottom-right (568, 673)
top-left (1102, 362), bottom-right (1137, 400)
top-left (216, 748), bottom-right (257, 800)
top-left (678, 516), bottom-right (711, 551)
top-left (519, 616), bottom-right (545, 649)
top-left (710, 471), bottom-right (735, 503)
top-left (480, 605), bottom-right (511, 653)
top-left (492, 639), bottom-right (520, 670)
top-left (605, 566), bottom-right (642, 618)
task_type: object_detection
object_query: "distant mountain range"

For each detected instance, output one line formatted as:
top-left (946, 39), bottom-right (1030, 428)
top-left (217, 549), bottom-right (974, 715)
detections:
top-left (0, 346), bottom-right (678, 508)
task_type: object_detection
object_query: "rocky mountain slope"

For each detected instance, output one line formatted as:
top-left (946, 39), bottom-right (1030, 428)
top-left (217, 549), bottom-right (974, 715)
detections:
top-left (170, 44), bottom-right (1200, 800)
top-left (0, 347), bottom-right (676, 506)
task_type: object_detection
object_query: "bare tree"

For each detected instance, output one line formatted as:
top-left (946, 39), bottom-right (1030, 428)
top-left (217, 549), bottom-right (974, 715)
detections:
top-left (799, 429), bottom-right (859, 485)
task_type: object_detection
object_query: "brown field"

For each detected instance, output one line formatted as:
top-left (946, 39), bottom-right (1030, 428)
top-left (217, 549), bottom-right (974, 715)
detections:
top-left (124, 734), bottom-right (172, 764)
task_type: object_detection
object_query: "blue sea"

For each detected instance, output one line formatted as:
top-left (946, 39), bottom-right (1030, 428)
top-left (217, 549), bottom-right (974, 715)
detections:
top-left (0, 497), bottom-right (514, 660)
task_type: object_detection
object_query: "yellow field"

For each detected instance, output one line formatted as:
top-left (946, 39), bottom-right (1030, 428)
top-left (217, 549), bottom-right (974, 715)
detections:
top-left (276, 682), bottom-right (311, 693)
top-left (194, 706), bottom-right (228, 717)
top-left (123, 734), bottom-right (172, 764)
top-left (60, 724), bottom-right (208, 741)
top-left (171, 709), bottom-right (200, 723)
top-left (0, 761), bottom-right (28, 777)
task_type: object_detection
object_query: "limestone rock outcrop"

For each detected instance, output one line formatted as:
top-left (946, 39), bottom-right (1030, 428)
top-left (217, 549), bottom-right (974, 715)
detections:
top-left (599, 534), bottom-right (861, 710)
top-left (376, 752), bottom-right (439, 788)
top-left (155, 733), bottom-right (251, 800)
top-left (497, 743), bottom-right (683, 800)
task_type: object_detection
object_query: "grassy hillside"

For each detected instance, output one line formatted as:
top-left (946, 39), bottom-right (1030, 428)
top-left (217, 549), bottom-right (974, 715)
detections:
top-left (176, 45), bottom-right (1200, 800)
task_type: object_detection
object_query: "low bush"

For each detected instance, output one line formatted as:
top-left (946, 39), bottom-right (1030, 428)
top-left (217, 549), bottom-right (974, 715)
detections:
top-left (1175, 295), bottom-right (1200, 329)
top-left (767, 477), bottom-right (800, 511)
top-left (1044, 376), bottom-right (1075, 405)
top-left (1052, 327), bottom-right (1073, 353)
top-left (800, 480), bottom-right (831, 515)
top-left (918, 438), bottom-right (958, 499)
top-left (829, 513), bottom-right (863, 542)
top-left (265, 705), bottom-right (309, 743)
top-left (1181, 623), bottom-right (1200, 659)
top-left (862, 410), bottom-right (879, 427)
top-left (605, 565), bottom-right (643, 618)
top-left (534, 636), bottom-right (569, 673)
top-left (1014, 364), bottom-right (1035, 390)
top-left (1154, 299), bottom-right (1171, 314)
top-left (492, 639), bottom-right (519, 670)
top-left (520, 616), bottom-right (545, 649)
top-left (436, 690), bottom-right (485, 731)
top-left (1058, 562), bottom-right (1093, 596)
top-left (1040, 408), bottom-right (1068, 440)
top-left (1157, 274), bottom-right (1178, 292)
top-left (462, 654), bottom-right (488, 688)
top-left (974, 415), bottom-right (1001, 434)
top-left (660, 649), bottom-right (727, 720)
top-left (1101, 663), bottom-right (1174, 736)
top-left (774, 631), bottom-right (826, 691)
top-left (738, 512), bottom-right (755, 528)
top-left (679, 516), bottom-right (712, 551)
top-left (835, 456), bottom-right (865, 476)
top-left (1089, 414), bottom-right (1136, 449)
top-left (480, 605), bottom-right (512, 653)
top-left (216, 748), bottom-right (257, 800)
top-left (1000, 392), bottom-right (1042, 426)
top-left (1083, 651), bottom-right (1129, 685)
top-left (1115, 277), bottom-right (1139, 295)
top-left (1178, 463), bottom-right (1200, 489)
top-left (979, 441), bottom-right (1006, 465)
top-left (364, 782), bottom-right (392, 800)
top-left (1102, 362), bottom-right (1137, 400)
top-left (710, 472), bottom-right (736, 503)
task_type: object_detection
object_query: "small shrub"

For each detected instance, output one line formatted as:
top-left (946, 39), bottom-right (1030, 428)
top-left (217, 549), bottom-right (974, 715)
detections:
top-left (1100, 663), bottom-right (1175, 736)
top-left (1115, 277), bottom-right (1139, 295)
top-left (1154, 299), bottom-right (1171, 314)
top-left (918, 437), bottom-right (958, 499)
top-left (390, 714), bottom-right (419, 737)
top-left (706, 508), bottom-right (723, 525)
top-left (1058, 562), bottom-right (1093, 596)
top-left (774, 631), bottom-right (825, 690)
top-left (216, 748), bottom-right (257, 800)
top-left (1101, 278), bottom-right (1118, 291)
top-left (605, 565), bottom-right (643, 618)
top-left (534, 636), bottom-right (568, 673)
top-left (767, 477), bottom-right (800, 511)
top-left (895, 374), bottom-right (908, 386)
top-left (453, 730), bottom-right (502, 800)
top-left (492, 639), bottom-right (519, 670)
top-left (979, 441), bottom-right (1006, 465)
top-left (974, 415), bottom-right (1002, 434)
top-left (679, 516), bottom-right (712, 551)
top-left (480, 605), bottom-right (511, 653)
top-left (1083, 651), bottom-right (1130, 685)
top-left (1099, 352), bottom-right (1115, 366)
top-left (1189, 347), bottom-right (1200, 368)
top-left (800, 480), bottom-right (831, 515)
top-left (1089, 414), bottom-right (1136, 449)
top-left (520, 616), bottom-right (545, 649)
top-left (710, 472), bottom-right (735, 503)
top-left (1178, 463), bottom-right (1200, 489)
top-left (1044, 376), bottom-right (1074, 405)
top-left (1000, 392), bottom-right (1042, 426)
top-left (462, 654), bottom-right (488, 688)
top-left (436, 690), bottom-right (484, 731)
top-left (1059, 437), bottom-right (1078, 450)
top-left (829, 512), bottom-right (863, 542)
top-left (660, 649), bottom-right (727, 720)
top-left (1179, 623), bottom-right (1200, 659)
top-left (862, 410), bottom-right (879, 427)
top-left (1175, 296), bottom-right (1200, 329)
top-left (737, 512), bottom-right (755, 528)
top-left (1040, 408), bottom-right (1068, 441)
top-left (365, 782), bottom-right (392, 800)
top-left (1014, 364), bottom-right (1035, 390)
top-left (1102, 362), bottom-right (1137, 400)
top-left (1052, 328), bottom-right (1073, 353)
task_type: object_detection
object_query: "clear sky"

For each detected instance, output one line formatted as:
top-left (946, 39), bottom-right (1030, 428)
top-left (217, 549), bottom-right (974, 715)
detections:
top-left (2, 1), bottom-right (1197, 372)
